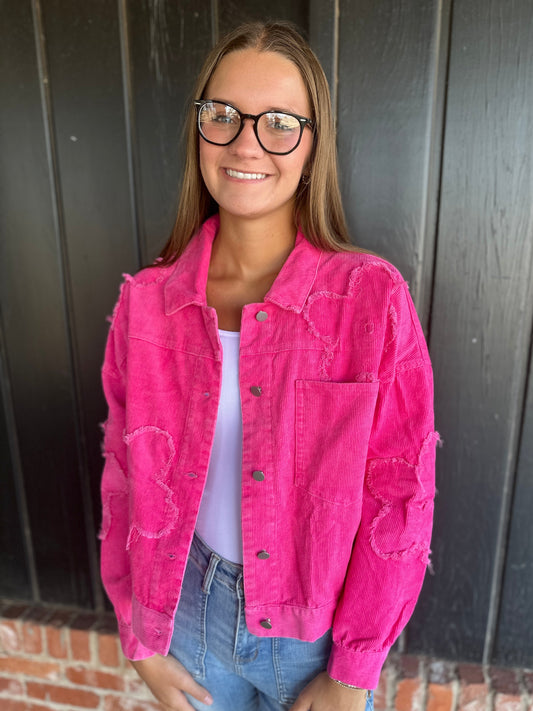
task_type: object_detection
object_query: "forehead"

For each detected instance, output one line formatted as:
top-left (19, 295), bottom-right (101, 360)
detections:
top-left (205, 49), bottom-right (310, 115)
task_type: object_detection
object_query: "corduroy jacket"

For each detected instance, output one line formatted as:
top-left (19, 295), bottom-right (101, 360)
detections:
top-left (100, 214), bottom-right (438, 689)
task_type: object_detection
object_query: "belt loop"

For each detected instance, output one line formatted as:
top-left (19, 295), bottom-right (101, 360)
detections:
top-left (236, 572), bottom-right (244, 600)
top-left (202, 553), bottom-right (220, 594)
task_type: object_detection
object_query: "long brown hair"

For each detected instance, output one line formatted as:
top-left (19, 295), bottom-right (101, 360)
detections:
top-left (159, 21), bottom-right (355, 265)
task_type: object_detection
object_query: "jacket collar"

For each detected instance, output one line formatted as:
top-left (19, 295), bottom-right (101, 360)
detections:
top-left (164, 214), bottom-right (322, 315)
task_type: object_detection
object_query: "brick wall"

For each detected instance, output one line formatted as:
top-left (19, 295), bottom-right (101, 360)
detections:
top-left (1, 601), bottom-right (532, 711)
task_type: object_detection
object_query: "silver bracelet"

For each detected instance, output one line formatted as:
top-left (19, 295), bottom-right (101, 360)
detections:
top-left (329, 675), bottom-right (363, 690)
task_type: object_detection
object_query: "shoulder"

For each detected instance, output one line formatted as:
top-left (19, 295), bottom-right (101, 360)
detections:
top-left (108, 262), bottom-right (176, 331)
top-left (314, 247), bottom-right (407, 302)
top-left (123, 261), bottom-right (175, 289)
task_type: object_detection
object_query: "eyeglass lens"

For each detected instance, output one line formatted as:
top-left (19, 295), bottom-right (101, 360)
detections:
top-left (198, 101), bottom-right (303, 154)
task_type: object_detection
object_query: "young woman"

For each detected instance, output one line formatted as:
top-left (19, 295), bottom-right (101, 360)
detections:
top-left (100, 21), bottom-right (437, 711)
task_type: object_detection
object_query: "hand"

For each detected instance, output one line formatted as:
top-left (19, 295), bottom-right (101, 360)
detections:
top-left (130, 654), bottom-right (213, 710)
top-left (290, 671), bottom-right (368, 711)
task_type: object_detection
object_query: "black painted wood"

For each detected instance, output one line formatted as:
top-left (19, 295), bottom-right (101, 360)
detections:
top-left (39, 0), bottom-right (140, 610)
top-left (336, 0), bottom-right (445, 322)
top-left (409, 0), bottom-right (533, 663)
top-left (309, 0), bottom-right (337, 114)
top-left (0, 0), bottom-right (92, 606)
top-left (218, 0), bottom-right (308, 35)
top-left (0, 337), bottom-right (32, 599)
top-left (127, 0), bottom-right (213, 264)
top-left (494, 347), bottom-right (533, 667)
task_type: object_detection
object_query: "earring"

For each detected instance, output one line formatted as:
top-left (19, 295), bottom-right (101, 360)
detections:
top-left (300, 172), bottom-right (310, 186)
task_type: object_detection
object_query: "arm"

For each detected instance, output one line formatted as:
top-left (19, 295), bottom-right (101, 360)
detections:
top-left (100, 282), bottom-right (213, 710)
top-left (326, 280), bottom-right (438, 689)
top-left (99, 281), bottom-right (155, 659)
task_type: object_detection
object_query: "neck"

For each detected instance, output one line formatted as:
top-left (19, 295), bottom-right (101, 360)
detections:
top-left (210, 210), bottom-right (297, 282)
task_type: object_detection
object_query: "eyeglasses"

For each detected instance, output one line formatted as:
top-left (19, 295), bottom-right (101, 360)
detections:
top-left (194, 100), bottom-right (314, 155)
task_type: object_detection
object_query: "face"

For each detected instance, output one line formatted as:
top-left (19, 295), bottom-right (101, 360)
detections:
top-left (199, 49), bottom-right (313, 227)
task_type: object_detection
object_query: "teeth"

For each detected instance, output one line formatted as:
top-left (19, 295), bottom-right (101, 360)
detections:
top-left (226, 168), bottom-right (267, 180)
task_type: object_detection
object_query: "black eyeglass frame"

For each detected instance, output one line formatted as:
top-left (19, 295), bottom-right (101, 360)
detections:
top-left (194, 99), bottom-right (315, 155)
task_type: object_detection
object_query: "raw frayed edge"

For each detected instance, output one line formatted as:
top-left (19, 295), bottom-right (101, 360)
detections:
top-left (123, 425), bottom-right (179, 549)
top-left (366, 431), bottom-right (440, 564)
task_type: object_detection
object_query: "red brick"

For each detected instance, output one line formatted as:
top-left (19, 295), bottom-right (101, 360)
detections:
top-left (400, 655), bottom-right (422, 679)
top-left (0, 656), bottom-right (60, 680)
top-left (45, 625), bottom-right (67, 659)
top-left (0, 676), bottom-right (25, 695)
top-left (2, 604), bottom-right (31, 620)
top-left (71, 612), bottom-right (99, 631)
top-left (490, 668), bottom-right (521, 695)
top-left (458, 664), bottom-right (485, 685)
top-left (66, 664), bottom-right (125, 691)
top-left (0, 701), bottom-right (51, 711)
top-left (22, 620), bottom-right (43, 654)
top-left (427, 684), bottom-right (454, 711)
top-left (459, 682), bottom-right (490, 711)
top-left (395, 678), bottom-right (420, 711)
top-left (0, 620), bottom-right (21, 653)
top-left (27, 681), bottom-right (100, 708)
top-left (494, 693), bottom-right (522, 711)
top-left (98, 633), bottom-right (120, 667)
top-left (70, 628), bottom-right (91, 661)
top-left (104, 694), bottom-right (162, 711)
top-left (24, 606), bottom-right (52, 625)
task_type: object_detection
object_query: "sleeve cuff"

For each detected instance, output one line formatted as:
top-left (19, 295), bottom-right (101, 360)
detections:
top-left (327, 643), bottom-right (389, 690)
top-left (118, 621), bottom-right (157, 661)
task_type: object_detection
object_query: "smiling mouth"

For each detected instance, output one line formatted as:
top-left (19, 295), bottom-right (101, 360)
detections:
top-left (225, 168), bottom-right (268, 180)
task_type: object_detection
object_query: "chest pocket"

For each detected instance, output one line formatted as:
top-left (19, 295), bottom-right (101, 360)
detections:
top-left (294, 380), bottom-right (379, 505)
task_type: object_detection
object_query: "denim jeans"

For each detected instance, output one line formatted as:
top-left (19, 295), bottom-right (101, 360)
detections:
top-left (168, 533), bottom-right (374, 711)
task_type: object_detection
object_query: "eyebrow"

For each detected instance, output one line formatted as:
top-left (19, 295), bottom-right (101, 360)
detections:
top-left (208, 97), bottom-right (300, 115)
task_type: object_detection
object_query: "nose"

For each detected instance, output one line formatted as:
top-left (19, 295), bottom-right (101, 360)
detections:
top-left (229, 118), bottom-right (264, 156)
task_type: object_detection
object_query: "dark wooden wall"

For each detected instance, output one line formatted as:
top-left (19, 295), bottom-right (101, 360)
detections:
top-left (1, 0), bottom-right (532, 668)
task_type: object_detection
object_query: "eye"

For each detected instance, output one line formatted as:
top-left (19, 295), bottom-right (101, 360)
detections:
top-left (265, 113), bottom-right (299, 132)
top-left (201, 102), bottom-right (240, 125)
top-left (213, 111), bottom-right (239, 125)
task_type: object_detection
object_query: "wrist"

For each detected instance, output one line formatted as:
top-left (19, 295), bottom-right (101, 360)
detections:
top-left (328, 674), bottom-right (366, 691)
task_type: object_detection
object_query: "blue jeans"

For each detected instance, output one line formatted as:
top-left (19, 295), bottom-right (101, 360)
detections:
top-left (169, 533), bottom-right (374, 711)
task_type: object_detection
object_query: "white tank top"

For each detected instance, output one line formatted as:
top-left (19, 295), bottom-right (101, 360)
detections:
top-left (195, 329), bottom-right (243, 564)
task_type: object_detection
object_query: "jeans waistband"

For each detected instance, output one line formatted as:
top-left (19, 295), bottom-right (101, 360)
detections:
top-left (189, 532), bottom-right (244, 595)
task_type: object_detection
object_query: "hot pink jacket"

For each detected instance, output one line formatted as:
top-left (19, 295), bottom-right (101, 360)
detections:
top-left (100, 214), bottom-right (437, 689)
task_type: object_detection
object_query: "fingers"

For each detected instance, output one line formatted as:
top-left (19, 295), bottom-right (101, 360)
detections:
top-left (165, 656), bottom-right (212, 705)
top-left (289, 692), bottom-right (310, 711)
top-left (130, 654), bottom-right (213, 709)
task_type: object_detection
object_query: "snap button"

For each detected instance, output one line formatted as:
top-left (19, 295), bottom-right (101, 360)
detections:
top-left (250, 386), bottom-right (262, 397)
top-left (257, 550), bottom-right (270, 560)
top-left (252, 470), bottom-right (265, 481)
top-left (256, 310), bottom-right (268, 322)
top-left (260, 618), bottom-right (272, 630)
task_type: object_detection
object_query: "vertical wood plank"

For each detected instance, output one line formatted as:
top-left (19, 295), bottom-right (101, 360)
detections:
top-left (493, 346), bottom-right (533, 667)
top-left (309, 0), bottom-right (337, 115)
top-left (0, 332), bottom-right (32, 599)
top-left (127, 0), bottom-right (213, 263)
top-left (218, 0), bottom-right (308, 35)
top-left (0, 0), bottom-right (93, 606)
top-left (408, 0), bottom-right (533, 662)
top-left (336, 0), bottom-right (448, 322)
top-left (40, 0), bottom-right (139, 611)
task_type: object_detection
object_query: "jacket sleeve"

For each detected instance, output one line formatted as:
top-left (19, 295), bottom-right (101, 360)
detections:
top-left (99, 281), bottom-right (154, 660)
top-left (327, 280), bottom-right (438, 689)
